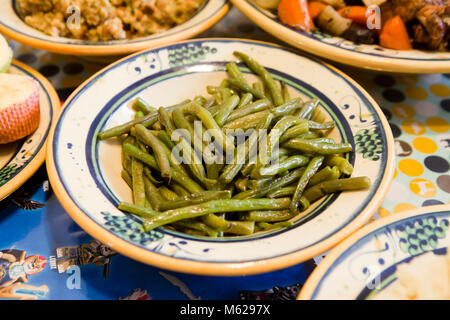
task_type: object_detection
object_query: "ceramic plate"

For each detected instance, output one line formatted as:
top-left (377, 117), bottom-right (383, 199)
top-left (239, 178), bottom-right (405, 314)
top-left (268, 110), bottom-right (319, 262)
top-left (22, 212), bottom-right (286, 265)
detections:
top-left (299, 204), bottom-right (450, 300)
top-left (0, 0), bottom-right (229, 57)
top-left (231, 0), bottom-right (450, 74)
top-left (47, 38), bottom-right (395, 276)
top-left (0, 60), bottom-right (60, 201)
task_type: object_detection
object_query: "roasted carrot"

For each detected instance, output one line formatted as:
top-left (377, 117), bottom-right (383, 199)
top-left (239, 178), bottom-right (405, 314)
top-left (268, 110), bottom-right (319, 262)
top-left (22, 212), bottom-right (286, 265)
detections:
top-left (379, 15), bottom-right (412, 50)
top-left (338, 6), bottom-right (368, 26)
top-left (278, 0), bottom-right (314, 32)
top-left (308, 1), bottom-right (327, 20)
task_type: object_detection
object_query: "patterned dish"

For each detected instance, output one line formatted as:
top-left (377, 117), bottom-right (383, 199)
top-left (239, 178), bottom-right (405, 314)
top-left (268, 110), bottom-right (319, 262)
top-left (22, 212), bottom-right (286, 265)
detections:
top-left (46, 38), bottom-right (395, 275)
top-left (0, 60), bottom-right (60, 201)
top-left (231, 0), bottom-right (450, 74)
top-left (299, 204), bottom-right (450, 300)
top-left (0, 0), bottom-right (229, 57)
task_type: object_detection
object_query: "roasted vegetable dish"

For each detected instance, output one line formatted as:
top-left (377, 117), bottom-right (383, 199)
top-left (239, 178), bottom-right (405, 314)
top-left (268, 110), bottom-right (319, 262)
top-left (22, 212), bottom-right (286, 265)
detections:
top-left (17, 0), bottom-right (205, 41)
top-left (98, 51), bottom-right (371, 237)
top-left (254, 0), bottom-right (449, 51)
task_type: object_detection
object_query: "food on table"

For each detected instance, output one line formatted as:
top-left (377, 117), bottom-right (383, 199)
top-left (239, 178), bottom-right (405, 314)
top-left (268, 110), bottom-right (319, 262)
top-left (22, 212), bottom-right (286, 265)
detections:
top-left (372, 250), bottom-right (450, 300)
top-left (0, 34), bottom-right (12, 73)
top-left (17, 0), bottom-right (206, 41)
top-left (258, 0), bottom-right (450, 51)
top-left (0, 74), bottom-right (40, 144)
top-left (98, 52), bottom-right (371, 237)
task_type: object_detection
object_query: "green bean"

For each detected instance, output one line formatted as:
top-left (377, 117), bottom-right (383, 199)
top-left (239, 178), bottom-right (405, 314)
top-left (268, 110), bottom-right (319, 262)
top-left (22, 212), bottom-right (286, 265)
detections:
top-left (201, 214), bottom-right (255, 235)
top-left (194, 95), bottom-right (207, 106)
top-left (251, 116), bottom-right (305, 178)
top-left (131, 158), bottom-right (146, 207)
top-left (135, 111), bottom-right (144, 119)
top-left (142, 198), bottom-right (291, 231)
top-left (267, 186), bottom-right (296, 198)
top-left (222, 110), bottom-right (270, 131)
top-left (143, 167), bottom-right (162, 185)
top-left (242, 210), bottom-right (295, 222)
top-left (161, 108), bottom-right (208, 181)
top-left (270, 98), bottom-right (304, 118)
top-left (158, 107), bottom-right (176, 136)
top-left (169, 182), bottom-right (190, 197)
top-left (221, 112), bottom-right (274, 184)
top-left (308, 120), bottom-right (335, 131)
top-left (157, 130), bottom-right (175, 150)
top-left (172, 220), bottom-right (218, 237)
top-left (281, 81), bottom-right (290, 102)
top-left (279, 122), bottom-right (309, 144)
top-left (311, 107), bottom-right (327, 123)
top-left (219, 128), bottom-right (260, 185)
top-left (214, 94), bottom-right (240, 126)
top-left (121, 169), bottom-right (132, 188)
top-left (178, 101), bottom-right (235, 153)
top-left (234, 51), bottom-right (284, 106)
top-left (133, 97), bottom-right (155, 115)
top-left (98, 100), bottom-right (190, 140)
top-left (235, 177), bottom-right (249, 192)
top-left (124, 143), bottom-right (158, 170)
top-left (135, 124), bottom-right (171, 178)
top-left (234, 167), bottom-right (305, 200)
top-left (143, 176), bottom-right (164, 210)
top-left (282, 139), bottom-right (353, 155)
top-left (201, 214), bottom-right (230, 232)
top-left (158, 190), bottom-right (232, 211)
top-left (204, 97), bottom-right (217, 110)
top-left (256, 221), bottom-right (294, 230)
top-left (124, 144), bottom-right (204, 193)
top-left (325, 155), bottom-right (353, 175)
top-left (226, 78), bottom-right (266, 100)
top-left (158, 186), bottom-right (179, 201)
top-left (297, 132), bottom-right (322, 140)
top-left (122, 136), bottom-right (135, 172)
top-left (296, 98), bottom-right (319, 119)
top-left (237, 93), bottom-right (253, 108)
top-left (226, 62), bottom-right (249, 86)
top-left (303, 177), bottom-right (371, 203)
top-left (247, 177), bottom-right (274, 190)
top-left (290, 156), bottom-right (324, 213)
top-left (308, 166), bottom-right (334, 187)
top-left (226, 99), bottom-right (271, 122)
top-left (253, 82), bottom-right (265, 97)
top-left (226, 221), bottom-right (255, 235)
top-left (152, 121), bottom-right (162, 130)
top-left (118, 202), bottom-right (159, 220)
top-left (309, 137), bottom-right (336, 144)
top-left (259, 155), bottom-right (310, 177)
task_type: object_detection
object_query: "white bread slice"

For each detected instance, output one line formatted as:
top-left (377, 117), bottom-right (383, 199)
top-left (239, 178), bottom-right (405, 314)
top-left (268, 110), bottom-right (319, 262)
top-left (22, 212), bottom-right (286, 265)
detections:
top-left (0, 74), bottom-right (40, 144)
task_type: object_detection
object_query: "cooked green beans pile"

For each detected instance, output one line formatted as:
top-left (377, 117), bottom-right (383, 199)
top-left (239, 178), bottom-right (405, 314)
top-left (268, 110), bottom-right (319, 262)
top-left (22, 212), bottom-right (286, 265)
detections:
top-left (98, 51), bottom-right (371, 237)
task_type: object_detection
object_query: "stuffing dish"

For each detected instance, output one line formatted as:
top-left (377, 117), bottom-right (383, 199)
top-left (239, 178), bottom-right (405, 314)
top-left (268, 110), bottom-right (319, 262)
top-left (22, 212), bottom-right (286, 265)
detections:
top-left (254, 0), bottom-right (449, 51)
top-left (17, 0), bottom-right (206, 42)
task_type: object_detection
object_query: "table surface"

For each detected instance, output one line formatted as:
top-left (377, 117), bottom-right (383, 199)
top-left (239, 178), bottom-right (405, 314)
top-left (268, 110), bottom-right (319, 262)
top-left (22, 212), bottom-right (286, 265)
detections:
top-left (0, 6), bottom-right (449, 300)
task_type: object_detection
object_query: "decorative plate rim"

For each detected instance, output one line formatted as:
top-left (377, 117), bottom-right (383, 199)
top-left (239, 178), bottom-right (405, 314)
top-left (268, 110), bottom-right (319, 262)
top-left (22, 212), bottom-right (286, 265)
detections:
top-left (0, 59), bottom-right (60, 201)
top-left (46, 37), bottom-right (395, 276)
top-left (230, 0), bottom-right (450, 74)
top-left (298, 203), bottom-right (450, 300)
top-left (0, 0), bottom-right (229, 56)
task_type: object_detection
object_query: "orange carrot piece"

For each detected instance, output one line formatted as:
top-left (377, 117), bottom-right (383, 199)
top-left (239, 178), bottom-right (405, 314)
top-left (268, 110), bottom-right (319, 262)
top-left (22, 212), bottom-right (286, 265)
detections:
top-left (278, 0), bottom-right (314, 32)
top-left (338, 6), bottom-right (368, 26)
top-left (308, 1), bottom-right (327, 20)
top-left (379, 15), bottom-right (412, 50)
